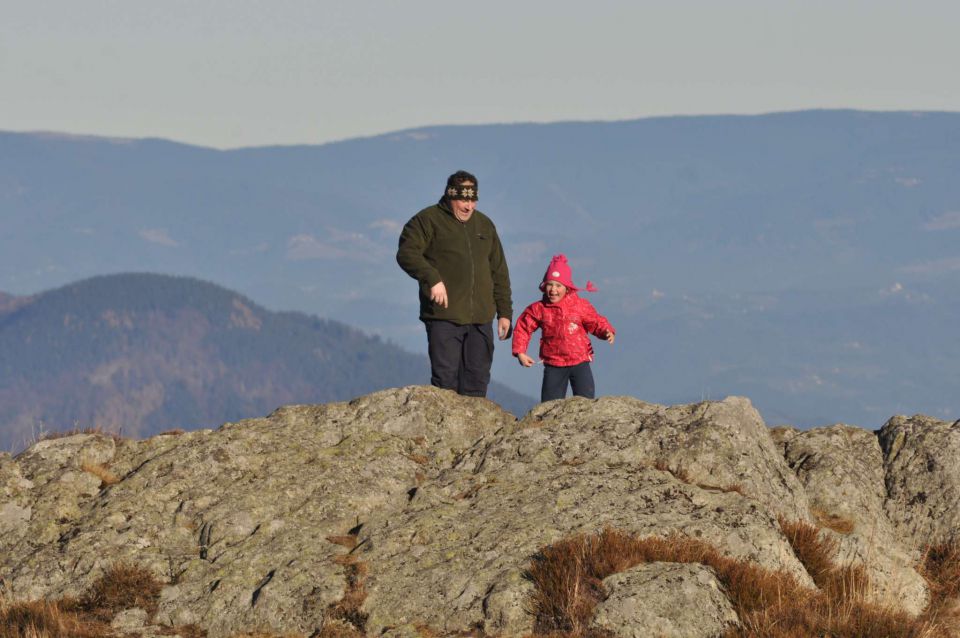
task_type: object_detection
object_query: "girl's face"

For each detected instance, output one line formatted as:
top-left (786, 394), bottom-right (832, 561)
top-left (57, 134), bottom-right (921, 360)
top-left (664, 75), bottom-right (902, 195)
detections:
top-left (544, 280), bottom-right (567, 303)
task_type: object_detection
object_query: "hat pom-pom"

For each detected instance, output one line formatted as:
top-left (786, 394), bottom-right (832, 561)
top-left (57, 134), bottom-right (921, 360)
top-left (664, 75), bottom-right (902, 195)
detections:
top-left (552, 254), bottom-right (568, 264)
top-left (585, 281), bottom-right (598, 292)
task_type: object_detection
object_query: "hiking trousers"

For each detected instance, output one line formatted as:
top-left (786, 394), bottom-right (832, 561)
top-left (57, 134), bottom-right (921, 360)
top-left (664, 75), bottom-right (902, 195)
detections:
top-left (424, 320), bottom-right (494, 397)
top-left (541, 361), bottom-right (595, 402)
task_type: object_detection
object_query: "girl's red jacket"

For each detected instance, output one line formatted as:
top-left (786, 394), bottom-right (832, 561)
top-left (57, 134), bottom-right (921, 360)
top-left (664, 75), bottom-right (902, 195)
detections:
top-left (511, 292), bottom-right (615, 367)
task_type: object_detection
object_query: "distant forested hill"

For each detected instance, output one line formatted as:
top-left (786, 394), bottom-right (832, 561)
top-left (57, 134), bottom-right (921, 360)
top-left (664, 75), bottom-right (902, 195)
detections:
top-left (3, 111), bottom-right (959, 427)
top-left (0, 274), bottom-right (533, 450)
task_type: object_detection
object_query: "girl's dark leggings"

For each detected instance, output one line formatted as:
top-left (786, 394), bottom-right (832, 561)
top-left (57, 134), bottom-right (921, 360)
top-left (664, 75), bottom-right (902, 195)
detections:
top-left (541, 361), bottom-right (595, 402)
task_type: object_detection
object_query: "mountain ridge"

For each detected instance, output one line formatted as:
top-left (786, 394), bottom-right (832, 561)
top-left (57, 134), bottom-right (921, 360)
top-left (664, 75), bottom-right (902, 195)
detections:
top-left (3, 109), bottom-right (959, 427)
top-left (0, 273), bottom-right (533, 450)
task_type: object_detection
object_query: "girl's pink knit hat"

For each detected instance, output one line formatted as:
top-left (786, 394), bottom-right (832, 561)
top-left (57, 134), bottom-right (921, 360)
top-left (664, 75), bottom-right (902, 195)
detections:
top-left (539, 254), bottom-right (597, 292)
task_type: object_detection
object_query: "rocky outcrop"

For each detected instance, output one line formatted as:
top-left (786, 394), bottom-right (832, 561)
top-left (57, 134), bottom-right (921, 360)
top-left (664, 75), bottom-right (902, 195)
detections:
top-left (774, 424), bottom-right (929, 614)
top-left (1, 386), bottom-right (957, 636)
top-left (879, 414), bottom-right (960, 546)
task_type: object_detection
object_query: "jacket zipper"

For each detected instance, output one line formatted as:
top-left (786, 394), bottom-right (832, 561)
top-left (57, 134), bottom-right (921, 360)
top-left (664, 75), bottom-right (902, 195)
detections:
top-left (462, 220), bottom-right (475, 320)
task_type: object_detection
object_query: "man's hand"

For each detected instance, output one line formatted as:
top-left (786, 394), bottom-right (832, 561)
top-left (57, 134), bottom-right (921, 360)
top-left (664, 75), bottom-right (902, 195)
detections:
top-left (430, 282), bottom-right (448, 308)
top-left (606, 331), bottom-right (615, 345)
top-left (498, 317), bottom-right (512, 340)
top-left (516, 353), bottom-right (535, 367)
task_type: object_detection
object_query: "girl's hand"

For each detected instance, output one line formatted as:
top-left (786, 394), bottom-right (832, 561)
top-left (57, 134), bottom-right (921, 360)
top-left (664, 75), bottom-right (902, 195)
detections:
top-left (606, 331), bottom-right (615, 345)
top-left (516, 353), bottom-right (535, 367)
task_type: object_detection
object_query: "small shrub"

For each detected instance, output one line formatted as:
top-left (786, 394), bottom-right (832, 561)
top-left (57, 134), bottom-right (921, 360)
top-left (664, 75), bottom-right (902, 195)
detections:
top-left (80, 561), bottom-right (164, 620)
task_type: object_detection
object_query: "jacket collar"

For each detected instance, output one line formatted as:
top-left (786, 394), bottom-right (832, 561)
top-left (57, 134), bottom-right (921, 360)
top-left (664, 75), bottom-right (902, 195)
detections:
top-left (543, 291), bottom-right (578, 307)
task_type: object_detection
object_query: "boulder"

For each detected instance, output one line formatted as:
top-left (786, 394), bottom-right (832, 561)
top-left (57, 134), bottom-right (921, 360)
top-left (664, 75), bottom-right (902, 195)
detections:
top-left (879, 414), bottom-right (960, 547)
top-left (591, 562), bottom-right (739, 638)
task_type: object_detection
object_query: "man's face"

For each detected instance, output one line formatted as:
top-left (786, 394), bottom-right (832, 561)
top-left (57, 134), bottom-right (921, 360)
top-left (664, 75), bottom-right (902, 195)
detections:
top-left (450, 182), bottom-right (477, 222)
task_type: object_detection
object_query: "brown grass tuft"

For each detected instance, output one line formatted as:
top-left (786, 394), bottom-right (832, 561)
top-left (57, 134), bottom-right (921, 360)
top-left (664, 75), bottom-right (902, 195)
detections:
top-left (326, 535), bottom-right (359, 550)
top-left (324, 527), bottom-right (369, 634)
top-left (811, 507), bottom-right (856, 535)
top-left (404, 453), bottom-right (429, 465)
top-left (526, 526), bottom-right (950, 638)
top-left (79, 461), bottom-right (120, 488)
top-left (0, 599), bottom-right (111, 638)
top-left (80, 561), bottom-right (164, 620)
top-left (652, 459), bottom-right (690, 483)
top-left (325, 560), bottom-right (368, 632)
top-left (779, 518), bottom-right (839, 586)
top-left (921, 539), bottom-right (960, 604)
top-left (157, 428), bottom-right (186, 437)
top-left (778, 518), bottom-right (868, 603)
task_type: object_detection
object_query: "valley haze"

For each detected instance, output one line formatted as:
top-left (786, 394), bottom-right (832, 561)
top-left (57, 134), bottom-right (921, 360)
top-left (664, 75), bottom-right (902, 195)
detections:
top-left (1, 110), bottom-right (958, 430)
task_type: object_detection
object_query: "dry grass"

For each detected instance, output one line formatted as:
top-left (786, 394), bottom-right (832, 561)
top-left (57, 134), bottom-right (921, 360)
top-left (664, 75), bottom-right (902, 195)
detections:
top-left (326, 535), bottom-right (359, 550)
top-left (526, 525), bottom-right (952, 638)
top-left (157, 428), bottom-right (186, 437)
top-left (778, 518), bottom-right (868, 602)
top-left (919, 538), bottom-right (960, 631)
top-left (0, 599), bottom-right (110, 638)
top-left (404, 453), bottom-right (430, 465)
top-left (652, 459), bottom-right (690, 483)
top-left (921, 539), bottom-right (960, 604)
top-left (324, 530), bottom-right (369, 635)
top-left (652, 459), bottom-right (745, 495)
top-left (0, 562), bottom-right (190, 638)
top-left (78, 561), bottom-right (164, 621)
top-left (811, 507), bottom-right (856, 535)
top-left (79, 461), bottom-right (120, 488)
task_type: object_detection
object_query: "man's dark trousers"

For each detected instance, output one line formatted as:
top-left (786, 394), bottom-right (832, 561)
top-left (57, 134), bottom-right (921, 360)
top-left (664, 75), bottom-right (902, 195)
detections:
top-left (424, 320), bottom-right (494, 397)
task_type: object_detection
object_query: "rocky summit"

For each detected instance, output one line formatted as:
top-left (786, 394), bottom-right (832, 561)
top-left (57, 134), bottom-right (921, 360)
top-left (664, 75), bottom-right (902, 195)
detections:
top-left (1, 386), bottom-right (959, 637)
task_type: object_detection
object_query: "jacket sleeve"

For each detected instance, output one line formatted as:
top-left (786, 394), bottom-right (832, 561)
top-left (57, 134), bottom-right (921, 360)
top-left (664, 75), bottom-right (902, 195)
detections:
top-left (396, 213), bottom-right (442, 287)
top-left (489, 225), bottom-right (513, 320)
top-left (511, 304), bottom-right (541, 356)
top-left (581, 299), bottom-right (615, 338)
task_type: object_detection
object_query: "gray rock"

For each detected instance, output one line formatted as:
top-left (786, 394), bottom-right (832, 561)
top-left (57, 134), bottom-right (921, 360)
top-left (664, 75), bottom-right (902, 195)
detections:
top-left (2, 387), bottom-right (952, 636)
top-left (778, 424), bottom-right (929, 614)
top-left (518, 396), bottom-right (812, 520)
top-left (358, 396), bottom-right (811, 635)
top-left (1, 386), bottom-right (513, 637)
top-left (880, 414), bottom-right (960, 547)
top-left (111, 607), bottom-right (149, 631)
top-left (592, 562), bottom-right (739, 638)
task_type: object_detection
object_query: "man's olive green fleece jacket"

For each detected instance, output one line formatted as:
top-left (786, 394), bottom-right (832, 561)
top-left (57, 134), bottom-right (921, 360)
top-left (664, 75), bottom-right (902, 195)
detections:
top-left (397, 201), bottom-right (512, 325)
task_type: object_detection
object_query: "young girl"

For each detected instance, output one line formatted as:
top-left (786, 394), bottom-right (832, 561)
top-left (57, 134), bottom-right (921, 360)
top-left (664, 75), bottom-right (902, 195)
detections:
top-left (512, 254), bottom-right (616, 402)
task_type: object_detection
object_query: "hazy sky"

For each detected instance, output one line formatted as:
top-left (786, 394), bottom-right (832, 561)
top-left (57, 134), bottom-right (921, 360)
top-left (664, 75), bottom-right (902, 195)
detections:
top-left (3, 0), bottom-right (959, 149)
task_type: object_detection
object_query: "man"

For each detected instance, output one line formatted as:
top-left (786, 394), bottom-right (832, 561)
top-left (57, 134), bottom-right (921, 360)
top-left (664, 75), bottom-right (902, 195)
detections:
top-left (397, 170), bottom-right (512, 397)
